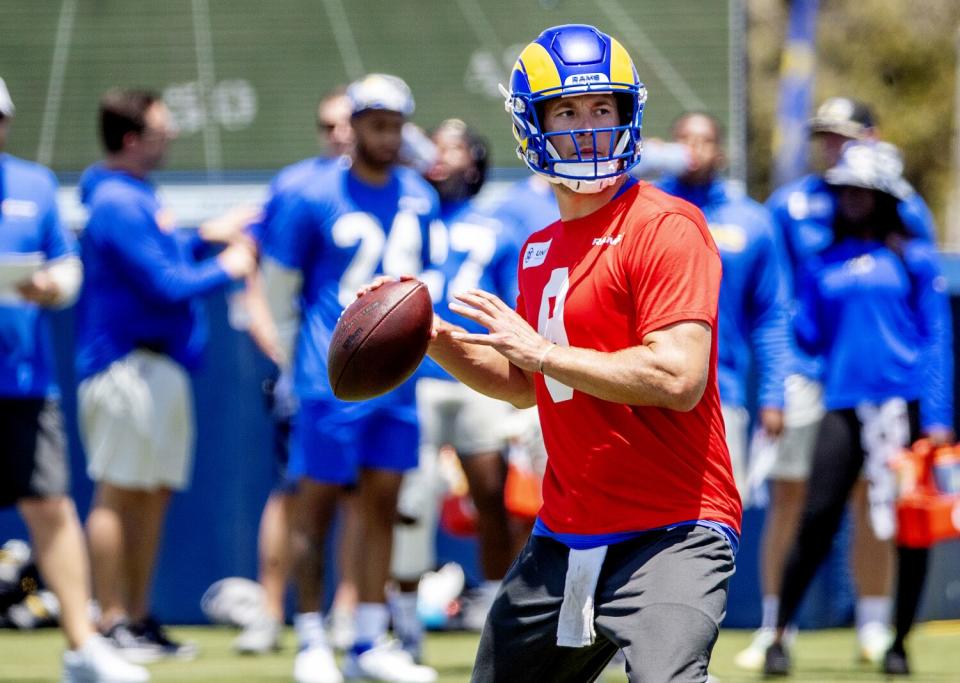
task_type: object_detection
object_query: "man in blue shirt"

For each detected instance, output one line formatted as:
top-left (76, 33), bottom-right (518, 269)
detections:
top-left (77, 89), bottom-right (256, 662)
top-left (390, 119), bottom-right (523, 656)
top-left (659, 112), bottom-right (790, 492)
top-left (0, 77), bottom-right (148, 683)
top-left (755, 97), bottom-right (949, 669)
top-left (234, 86), bottom-right (357, 656)
top-left (261, 74), bottom-right (438, 683)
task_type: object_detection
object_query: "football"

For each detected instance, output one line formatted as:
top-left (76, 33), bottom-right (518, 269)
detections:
top-left (327, 278), bottom-right (433, 401)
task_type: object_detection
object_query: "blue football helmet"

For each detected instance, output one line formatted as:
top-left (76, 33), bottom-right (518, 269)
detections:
top-left (500, 24), bottom-right (646, 193)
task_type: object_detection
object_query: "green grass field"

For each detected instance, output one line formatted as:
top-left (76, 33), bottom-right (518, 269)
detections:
top-left (2, 623), bottom-right (959, 682)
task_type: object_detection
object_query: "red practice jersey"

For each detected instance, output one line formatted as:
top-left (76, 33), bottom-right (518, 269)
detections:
top-left (516, 181), bottom-right (742, 535)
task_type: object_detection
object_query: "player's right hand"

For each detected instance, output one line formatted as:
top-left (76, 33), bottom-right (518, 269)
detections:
top-left (355, 274), bottom-right (416, 299)
top-left (218, 238), bottom-right (257, 279)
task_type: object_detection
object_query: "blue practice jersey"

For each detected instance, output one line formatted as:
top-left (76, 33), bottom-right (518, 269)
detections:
top-left (795, 237), bottom-right (953, 429)
top-left (659, 177), bottom-right (791, 409)
top-left (766, 173), bottom-right (936, 380)
top-left (490, 176), bottom-right (560, 250)
top-left (76, 165), bottom-right (231, 381)
top-left (262, 162), bottom-right (440, 404)
top-left (0, 154), bottom-right (76, 398)
top-left (251, 156), bottom-right (343, 246)
top-left (419, 198), bottom-right (521, 381)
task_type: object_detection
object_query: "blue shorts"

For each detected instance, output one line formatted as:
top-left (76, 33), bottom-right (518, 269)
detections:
top-left (289, 398), bottom-right (419, 485)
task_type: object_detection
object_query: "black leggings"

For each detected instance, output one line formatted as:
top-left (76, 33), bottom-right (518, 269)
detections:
top-left (776, 403), bottom-right (927, 642)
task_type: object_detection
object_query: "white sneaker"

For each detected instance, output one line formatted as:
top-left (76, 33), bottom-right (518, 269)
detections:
top-left (733, 627), bottom-right (776, 672)
top-left (343, 640), bottom-right (437, 683)
top-left (294, 644), bottom-right (343, 683)
top-left (858, 622), bottom-right (893, 665)
top-left (233, 615), bottom-right (281, 654)
top-left (62, 634), bottom-right (151, 683)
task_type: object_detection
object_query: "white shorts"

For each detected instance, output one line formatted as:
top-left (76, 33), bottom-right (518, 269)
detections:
top-left (769, 375), bottom-right (825, 482)
top-left (721, 403), bottom-right (749, 493)
top-left (416, 378), bottom-right (513, 457)
top-left (79, 350), bottom-right (194, 491)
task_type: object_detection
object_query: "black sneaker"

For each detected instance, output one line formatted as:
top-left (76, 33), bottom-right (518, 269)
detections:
top-left (883, 646), bottom-right (910, 676)
top-left (130, 616), bottom-right (199, 660)
top-left (763, 641), bottom-right (791, 677)
top-left (103, 621), bottom-right (164, 664)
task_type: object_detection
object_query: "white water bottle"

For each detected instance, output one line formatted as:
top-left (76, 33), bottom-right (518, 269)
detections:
top-left (630, 141), bottom-right (691, 179)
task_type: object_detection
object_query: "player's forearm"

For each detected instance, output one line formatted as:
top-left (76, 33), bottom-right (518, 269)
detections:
top-left (261, 257), bottom-right (303, 368)
top-left (540, 342), bottom-right (708, 411)
top-left (243, 271), bottom-right (284, 364)
top-left (428, 330), bottom-right (536, 408)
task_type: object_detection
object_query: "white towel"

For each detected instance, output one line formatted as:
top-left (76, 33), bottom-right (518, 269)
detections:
top-left (556, 545), bottom-right (608, 648)
top-left (856, 398), bottom-right (910, 541)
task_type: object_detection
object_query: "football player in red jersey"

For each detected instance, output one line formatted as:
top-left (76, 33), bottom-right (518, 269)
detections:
top-left (360, 24), bottom-right (740, 682)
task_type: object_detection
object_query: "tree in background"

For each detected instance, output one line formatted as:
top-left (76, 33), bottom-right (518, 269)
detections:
top-left (749, 0), bottom-right (959, 237)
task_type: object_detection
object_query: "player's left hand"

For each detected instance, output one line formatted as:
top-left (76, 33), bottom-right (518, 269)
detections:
top-left (448, 288), bottom-right (552, 372)
top-left (17, 270), bottom-right (60, 307)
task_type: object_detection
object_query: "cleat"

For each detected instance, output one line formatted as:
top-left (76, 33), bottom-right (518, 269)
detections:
top-left (62, 634), bottom-right (150, 683)
top-left (763, 641), bottom-right (791, 677)
top-left (233, 614), bottom-right (282, 654)
top-left (129, 616), bottom-right (198, 661)
top-left (344, 639), bottom-right (437, 683)
top-left (734, 627), bottom-right (776, 671)
top-left (858, 622), bottom-right (893, 666)
top-left (294, 643), bottom-right (343, 683)
top-left (882, 646), bottom-right (910, 676)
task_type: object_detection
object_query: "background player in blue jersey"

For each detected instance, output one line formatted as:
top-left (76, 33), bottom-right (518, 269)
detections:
top-left (490, 174), bottom-right (560, 250)
top-left (390, 119), bottom-right (523, 657)
top-left (658, 112), bottom-right (790, 491)
top-left (755, 97), bottom-right (946, 669)
top-left (261, 74), bottom-right (438, 683)
top-left (0, 77), bottom-right (149, 683)
top-left (234, 85), bottom-right (357, 656)
top-left (77, 89), bottom-right (256, 663)
top-left (763, 140), bottom-right (953, 677)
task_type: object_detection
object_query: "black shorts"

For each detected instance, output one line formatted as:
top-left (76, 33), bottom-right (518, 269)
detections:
top-left (0, 398), bottom-right (69, 508)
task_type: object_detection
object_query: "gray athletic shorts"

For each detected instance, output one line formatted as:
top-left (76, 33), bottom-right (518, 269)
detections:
top-left (0, 398), bottom-right (69, 507)
top-left (769, 375), bottom-right (825, 481)
top-left (472, 525), bottom-right (735, 683)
